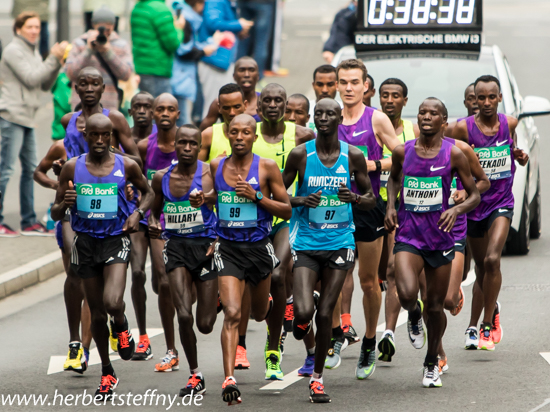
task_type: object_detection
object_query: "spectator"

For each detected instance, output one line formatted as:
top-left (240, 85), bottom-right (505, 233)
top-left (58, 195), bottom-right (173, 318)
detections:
top-left (65, 7), bottom-right (133, 111)
top-left (131, 0), bottom-right (186, 97)
top-left (236, 0), bottom-right (274, 79)
top-left (0, 12), bottom-right (67, 236)
top-left (171, 0), bottom-right (219, 126)
top-left (11, 0), bottom-right (50, 59)
top-left (198, 0), bottom-right (253, 117)
top-left (51, 45), bottom-right (73, 140)
top-left (83, 0), bottom-right (125, 32)
top-left (322, 1), bottom-right (357, 64)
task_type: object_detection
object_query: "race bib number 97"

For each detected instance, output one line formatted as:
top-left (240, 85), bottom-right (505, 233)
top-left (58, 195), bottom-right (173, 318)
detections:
top-left (403, 176), bottom-right (443, 213)
top-left (309, 194), bottom-right (349, 229)
top-left (474, 145), bottom-right (511, 180)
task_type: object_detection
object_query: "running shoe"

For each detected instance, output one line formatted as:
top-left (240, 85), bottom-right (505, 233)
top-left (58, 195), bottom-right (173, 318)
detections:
top-left (265, 351), bottom-right (284, 380)
top-left (132, 337), bottom-right (153, 361)
top-left (438, 356), bottom-right (449, 374)
top-left (179, 374), bottom-right (205, 397)
top-left (450, 286), bottom-right (465, 316)
top-left (293, 319), bottom-right (312, 341)
top-left (379, 279), bottom-right (387, 292)
top-left (407, 300), bottom-right (426, 349)
top-left (116, 318), bottom-right (135, 360)
top-left (356, 346), bottom-right (376, 379)
top-left (298, 355), bottom-right (315, 377)
top-left (283, 300), bottom-right (294, 332)
top-left (108, 317), bottom-right (118, 352)
top-left (309, 381), bottom-right (330, 403)
top-left (63, 342), bottom-right (85, 374)
top-left (342, 324), bottom-right (360, 345)
top-left (222, 377), bottom-right (241, 405)
top-left (325, 335), bottom-right (348, 369)
top-left (0, 223), bottom-right (19, 238)
top-left (235, 345), bottom-right (250, 369)
top-left (21, 222), bottom-right (54, 236)
top-left (95, 371), bottom-right (119, 401)
top-left (478, 324), bottom-right (495, 351)
top-left (492, 301), bottom-right (503, 344)
top-left (83, 347), bottom-right (89, 372)
top-left (378, 331), bottom-right (396, 362)
top-left (422, 363), bottom-right (442, 388)
top-left (464, 327), bottom-right (479, 350)
top-left (279, 331), bottom-right (287, 355)
top-left (154, 349), bottom-right (180, 372)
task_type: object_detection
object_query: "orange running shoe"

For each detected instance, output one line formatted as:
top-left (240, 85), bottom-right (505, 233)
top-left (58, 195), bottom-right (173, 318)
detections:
top-left (478, 324), bottom-right (495, 351)
top-left (235, 345), bottom-right (250, 369)
top-left (309, 380), bottom-right (330, 403)
top-left (438, 356), bottom-right (449, 374)
top-left (491, 301), bottom-right (503, 344)
top-left (450, 286), bottom-right (464, 316)
top-left (222, 376), bottom-right (241, 405)
top-left (154, 349), bottom-right (179, 372)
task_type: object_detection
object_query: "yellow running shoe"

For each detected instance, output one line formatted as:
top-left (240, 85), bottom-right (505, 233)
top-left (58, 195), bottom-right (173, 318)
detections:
top-left (108, 317), bottom-right (118, 352)
top-left (63, 342), bottom-right (84, 374)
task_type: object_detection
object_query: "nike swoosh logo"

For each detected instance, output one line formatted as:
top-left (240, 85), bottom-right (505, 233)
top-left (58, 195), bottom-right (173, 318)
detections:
top-left (352, 130), bottom-right (368, 137)
top-left (276, 152), bottom-right (288, 156)
top-left (376, 227), bottom-right (384, 231)
top-left (498, 209), bottom-right (509, 213)
top-left (495, 140), bottom-right (507, 146)
top-left (443, 250), bottom-right (453, 256)
top-left (430, 165), bottom-right (445, 172)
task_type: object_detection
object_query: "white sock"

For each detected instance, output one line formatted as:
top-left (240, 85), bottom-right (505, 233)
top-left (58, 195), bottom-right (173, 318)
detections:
top-left (310, 372), bottom-right (323, 384)
top-left (383, 329), bottom-right (395, 338)
top-left (286, 295), bottom-right (293, 304)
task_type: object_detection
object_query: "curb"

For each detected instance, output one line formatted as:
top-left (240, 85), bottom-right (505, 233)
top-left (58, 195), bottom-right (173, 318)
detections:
top-left (0, 252), bottom-right (64, 300)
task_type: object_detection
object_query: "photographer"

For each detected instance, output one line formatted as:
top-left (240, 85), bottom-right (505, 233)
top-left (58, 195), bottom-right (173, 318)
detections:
top-left (65, 7), bottom-right (133, 111)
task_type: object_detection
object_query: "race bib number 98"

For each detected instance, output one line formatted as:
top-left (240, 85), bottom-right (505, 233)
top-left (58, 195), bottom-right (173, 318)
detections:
top-left (218, 191), bottom-right (257, 228)
top-left (403, 176), bottom-right (443, 213)
top-left (309, 194), bottom-right (349, 229)
top-left (76, 183), bottom-right (118, 219)
top-left (474, 145), bottom-right (511, 180)
top-left (164, 201), bottom-right (205, 234)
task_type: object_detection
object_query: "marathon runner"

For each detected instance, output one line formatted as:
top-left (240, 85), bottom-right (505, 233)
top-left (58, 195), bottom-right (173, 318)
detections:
top-left (445, 83), bottom-right (479, 137)
top-left (385, 98), bottom-right (480, 387)
top-left (210, 114), bottom-right (291, 405)
top-left (363, 74), bottom-right (376, 107)
top-left (200, 57), bottom-right (261, 131)
top-left (283, 98), bottom-right (376, 403)
top-left (51, 113), bottom-right (154, 399)
top-left (131, 94), bottom-right (180, 367)
top-left (129, 91), bottom-right (157, 144)
top-left (307, 65), bottom-right (338, 133)
top-left (452, 75), bottom-right (529, 350)
top-left (285, 94), bottom-right (310, 127)
top-left (148, 125), bottom-right (218, 398)
top-left (334, 59), bottom-right (401, 378)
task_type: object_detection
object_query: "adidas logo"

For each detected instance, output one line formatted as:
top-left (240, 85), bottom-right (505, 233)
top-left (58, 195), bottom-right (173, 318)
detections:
top-left (200, 267), bottom-right (209, 276)
top-left (248, 177), bottom-right (258, 185)
top-left (114, 170), bottom-right (123, 177)
top-left (336, 165), bottom-right (346, 174)
top-left (335, 256), bottom-right (345, 265)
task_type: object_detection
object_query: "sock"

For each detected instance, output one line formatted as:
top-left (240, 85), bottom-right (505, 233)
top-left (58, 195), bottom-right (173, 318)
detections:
top-left (332, 326), bottom-right (344, 339)
top-left (341, 313), bottom-right (352, 327)
top-left (102, 363), bottom-right (114, 376)
top-left (225, 375), bottom-right (236, 383)
top-left (238, 335), bottom-right (246, 349)
top-left (383, 329), bottom-right (395, 338)
top-left (409, 302), bottom-right (421, 324)
top-left (310, 372), bottom-right (323, 384)
top-left (190, 368), bottom-right (202, 378)
top-left (286, 295), bottom-right (293, 304)
top-left (362, 336), bottom-right (376, 350)
top-left (307, 347), bottom-right (315, 356)
top-left (139, 334), bottom-right (149, 342)
top-left (424, 354), bottom-right (438, 366)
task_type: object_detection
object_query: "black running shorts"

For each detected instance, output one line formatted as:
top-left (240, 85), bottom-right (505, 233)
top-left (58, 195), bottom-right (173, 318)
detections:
top-left (467, 208), bottom-right (513, 238)
top-left (393, 242), bottom-right (454, 269)
top-left (291, 248), bottom-right (355, 274)
top-left (454, 237), bottom-right (467, 254)
top-left (353, 197), bottom-right (387, 242)
top-left (163, 236), bottom-right (217, 281)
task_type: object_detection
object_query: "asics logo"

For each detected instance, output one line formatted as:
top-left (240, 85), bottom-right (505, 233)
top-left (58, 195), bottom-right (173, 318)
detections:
top-left (352, 130), bottom-right (368, 137)
top-left (321, 223), bottom-right (327, 229)
top-left (495, 140), bottom-right (508, 147)
top-left (430, 165), bottom-right (445, 172)
top-left (443, 249), bottom-right (453, 256)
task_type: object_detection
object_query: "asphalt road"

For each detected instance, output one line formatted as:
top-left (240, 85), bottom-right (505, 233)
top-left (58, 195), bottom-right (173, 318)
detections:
top-left (1, 0), bottom-right (550, 411)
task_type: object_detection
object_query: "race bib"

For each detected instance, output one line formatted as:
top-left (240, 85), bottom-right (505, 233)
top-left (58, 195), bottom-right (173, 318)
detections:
top-left (147, 169), bottom-right (157, 186)
top-left (474, 145), bottom-right (511, 180)
top-left (309, 194), bottom-right (349, 229)
top-left (163, 200), bottom-right (205, 234)
top-left (448, 177), bottom-right (457, 207)
top-left (76, 183), bottom-right (118, 219)
top-left (380, 153), bottom-right (391, 188)
top-left (218, 191), bottom-right (257, 228)
top-left (403, 176), bottom-right (443, 213)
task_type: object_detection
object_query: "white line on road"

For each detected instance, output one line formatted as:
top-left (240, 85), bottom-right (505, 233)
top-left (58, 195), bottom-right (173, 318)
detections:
top-left (528, 398), bottom-right (550, 412)
top-left (260, 369), bottom-right (304, 390)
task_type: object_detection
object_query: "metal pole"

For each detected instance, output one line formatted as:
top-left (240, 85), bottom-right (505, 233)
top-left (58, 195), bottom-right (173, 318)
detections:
top-left (56, 0), bottom-right (70, 42)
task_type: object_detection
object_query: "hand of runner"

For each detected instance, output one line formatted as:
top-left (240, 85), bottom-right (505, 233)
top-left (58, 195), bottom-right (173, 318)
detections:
top-left (513, 147), bottom-right (529, 166)
top-left (366, 160), bottom-right (376, 172)
top-left (52, 159), bottom-right (65, 176)
top-left (147, 221), bottom-right (162, 239)
top-left (438, 208), bottom-right (458, 232)
top-left (304, 190), bottom-right (322, 208)
top-left (384, 207), bottom-right (399, 232)
top-left (452, 189), bottom-right (467, 205)
top-left (125, 184), bottom-right (135, 202)
top-left (235, 175), bottom-right (256, 201)
top-left (337, 182), bottom-right (355, 203)
top-left (190, 189), bottom-right (205, 208)
top-left (206, 239), bottom-right (218, 257)
top-left (471, 144), bottom-right (480, 160)
top-left (123, 211), bottom-right (141, 234)
top-left (64, 181), bottom-right (77, 207)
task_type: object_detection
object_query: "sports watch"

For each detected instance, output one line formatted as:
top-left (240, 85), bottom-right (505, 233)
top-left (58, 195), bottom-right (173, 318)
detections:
top-left (254, 191), bottom-right (264, 203)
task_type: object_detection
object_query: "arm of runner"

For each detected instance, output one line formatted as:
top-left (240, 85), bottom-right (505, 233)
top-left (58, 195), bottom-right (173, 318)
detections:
top-left (51, 159), bottom-right (77, 221)
top-left (124, 158), bottom-right (154, 233)
top-left (198, 127), bottom-right (214, 162)
top-left (455, 140), bottom-right (491, 197)
top-left (282, 145), bottom-right (321, 208)
top-left (508, 116), bottom-right (529, 166)
top-left (111, 111), bottom-right (143, 168)
top-left (295, 125), bottom-right (316, 145)
top-left (34, 140), bottom-right (67, 190)
top-left (196, 162), bottom-right (217, 207)
top-left (372, 110), bottom-right (401, 151)
top-left (451, 119), bottom-right (469, 143)
top-left (199, 99), bottom-right (220, 131)
top-left (346, 145), bottom-right (376, 211)
top-left (384, 144), bottom-right (404, 233)
top-left (147, 169), bottom-right (165, 239)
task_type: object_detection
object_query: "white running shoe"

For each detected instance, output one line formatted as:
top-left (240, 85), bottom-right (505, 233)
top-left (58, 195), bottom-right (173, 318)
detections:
top-left (422, 363), bottom-right (442, 388)
top-left (407, 300), bottom-right (426, 349)
top-left (464, 327), bottom-right (479, 350)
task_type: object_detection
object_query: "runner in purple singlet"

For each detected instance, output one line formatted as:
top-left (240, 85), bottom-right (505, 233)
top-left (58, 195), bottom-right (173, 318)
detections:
top-left (129, 91), bottom-right (157, 144)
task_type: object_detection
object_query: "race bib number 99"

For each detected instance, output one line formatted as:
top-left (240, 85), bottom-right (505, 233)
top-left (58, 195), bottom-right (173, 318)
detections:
top-left (164, 201), bottom-right (205, 234)
top-left (309, 194), bottom-right (349, 229)
top-left (403, 176), bottom-right (443, 213)
top-left (474, 145), bottom-right (511, 180)
top-left (218, 191), bottom-right (257, 228)
top-left (76, 183), bottom-right (118, 219)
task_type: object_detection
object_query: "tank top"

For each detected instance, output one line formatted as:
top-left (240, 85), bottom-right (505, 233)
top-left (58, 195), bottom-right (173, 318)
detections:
top-left (466, 114), bottom-right (515, 221)
top-left (208, 123), bottom-right (232, 163)
top-left (290, 140), bottom-right (355, 251)
top-left (445, 137), bottom-right (467, 241)
top-left (380, 119), bottom-right (416, 202)
top-left (395, 139), bottom-right (454, 251)
top-left (338, 105), bottom-right (383, 197)
top-left (161, 162), bottom-right (217, 239)
top-left (64, 109), bottom-right (110, 159)
top-left (71, 154), bottom-right (131, 238)
top-left (215, 154), bottom-right (272, 242)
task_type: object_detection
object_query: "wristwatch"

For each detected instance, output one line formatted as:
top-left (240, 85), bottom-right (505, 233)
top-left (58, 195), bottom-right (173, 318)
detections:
top-left (354, 194), bottom-right (361, 204)
top-left (253, 191), bottom-right (264, 203)
top-left (375, 160), bottom-right (382, 173)
top-left (135, 208), bottom-right (145, 219)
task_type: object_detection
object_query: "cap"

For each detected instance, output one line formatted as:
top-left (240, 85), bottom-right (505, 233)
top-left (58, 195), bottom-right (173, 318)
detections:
top-left (91, 7), bottom-right (116, 26)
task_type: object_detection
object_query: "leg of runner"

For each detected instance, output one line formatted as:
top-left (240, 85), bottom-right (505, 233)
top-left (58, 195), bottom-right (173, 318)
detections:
top-left (325, 294), bottom-right (347, 369)
top-left (379, 231), bottom-right (400, 362)
top-left (465, 277), bottom-right (484, 348)
top-left (235, 287), bottom-right (251, 370)
top-left (341, 268), bottom-right (356, 340)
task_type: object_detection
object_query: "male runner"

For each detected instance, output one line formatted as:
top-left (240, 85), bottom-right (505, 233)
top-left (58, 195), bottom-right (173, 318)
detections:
top-left (131, 93), bottom-right (180, 367)
top-left (148, 125), bottom-right (218, 397)
top-left (452, 75), bottom-right (529, 350)
top-left (285, 94), bottom-right (310, 127)
top-left (52, 113), bottom-right (154, 399)
top-left (363, 74), bottom-right (376, 107)
top-left (210, 114), bottom-right (292, 405)
top-left (129, 91), bottom-right (157, 143)
top-left (385, 98), bottom-right (480, 387)
top-left (307, 65), bottom-right (338, 133)
top-left (445, 83), bottom-right (479, 137)
top-left (200, 57), bottom-right (261, 131)
top-left (335, 59), bottom-right (401, 378)
top-left (284, 98), bottom-right (376, 402)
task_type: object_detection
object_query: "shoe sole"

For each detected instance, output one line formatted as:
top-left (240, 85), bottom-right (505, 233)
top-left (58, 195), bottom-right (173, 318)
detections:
top-left (378, 339), bottom-right (396, 362)
top-left (298, 371), bottom-right (313, 377)
top-left (64, 365), bottom-right (84, 374)
top-left (478, 345), bottom-right (495, 351)
top-left (423, 383), bottom-right (442, 388)
top-left (20, 232), bottom-right (54, 237)
top-left (154, 365), bottom-right (179, 372)
top-left (0, 234), bottom-right (20, 238)
top-left (222, 387), bottom-right (241, 405)
top-left (179, 387), bottom-right (206, 397)
top-left (310, 397), bottom-right (331, 403)
top-left (132, 353), bottom-right (153, 361)
top-left (265, 374), bottom-right (284, 381)
top-left (235, 364), bottom-right (250, 370)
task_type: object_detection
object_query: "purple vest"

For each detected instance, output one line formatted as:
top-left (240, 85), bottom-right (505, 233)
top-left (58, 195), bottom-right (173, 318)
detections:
top-left (64, 109), bottom-right (110, 159)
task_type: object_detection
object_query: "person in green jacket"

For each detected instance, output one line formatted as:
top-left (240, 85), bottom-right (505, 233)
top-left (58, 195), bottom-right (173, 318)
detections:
top-left (51, 71), bottom-right (72, 140)
top-left (131, 0), bottom-right (185, 97)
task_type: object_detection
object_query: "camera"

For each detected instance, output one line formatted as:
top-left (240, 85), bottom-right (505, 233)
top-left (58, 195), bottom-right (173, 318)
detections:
top-left (96, 26), bottom-right (107, 45)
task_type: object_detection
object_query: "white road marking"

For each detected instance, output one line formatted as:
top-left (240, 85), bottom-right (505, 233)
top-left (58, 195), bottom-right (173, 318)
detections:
top-left (528, 397), bottom-right (550, 412)
top-left (260, 369), bottom-right (304, 390)
top-left (539, 352), bottom-right (550, 366)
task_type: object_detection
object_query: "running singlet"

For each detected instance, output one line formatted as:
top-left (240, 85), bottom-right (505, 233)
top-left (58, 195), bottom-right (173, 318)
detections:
top-left (395, 139), bottom-right (454, 251)
top-left (64, 109), bottom-right (110, 159)
top-left (338, 106), bottom-right (383, 197)
top-left (445, 137), bottom-right (467, 241)
top-left (161, 162), bottom-right (217, 239)
top-left (208, 123), bottom-right (232, 163)
top-left (71, 154), bottom-right (132, 238)
top-left (290, 140), bottom-right (355, 251)
top-left (466, 114), bottom-right (515, 221)
top-left (215, 154), bottom-right (272, 242)
top-left (380, 119), bottom-right (416, 201)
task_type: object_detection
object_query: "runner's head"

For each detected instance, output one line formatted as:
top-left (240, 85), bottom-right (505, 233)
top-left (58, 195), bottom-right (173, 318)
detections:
top-left (336, 59), bottom-right (368, 107)
top-left (228, 114), bottom-right (258, 156)
top-left (153, 93), bottom-right (180, 131)
top-left (175, 124), bottom-right (201, 166)
top-left (285, 94), bottom-right (310, 127)
top-left (379, 78), bottom-right (408, 120)
top-left (312, 64), bottom-right (337, 101)
top-left (363, 74), bottom-right (376, 107)
top-left (418, 98), bottom-right (447, 137)
top-left (474, 75), bottom-right (501, 118)
top-left (84, 113), bottom-right (113, 156)
top-left (314, 98), bottom-right (342, 138)
top-left (75, 67), bottom-right (104, 107)
top-left (259, 83), bottom-right (287, 124)
top-left (233, 57), bottom-right (260, 94)
top-left (218, 83), bottom-right (247, 125)
top-left (130, 91), bottom-right (154, 128)
top-left (463, 83), bottom-right (478, 116)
